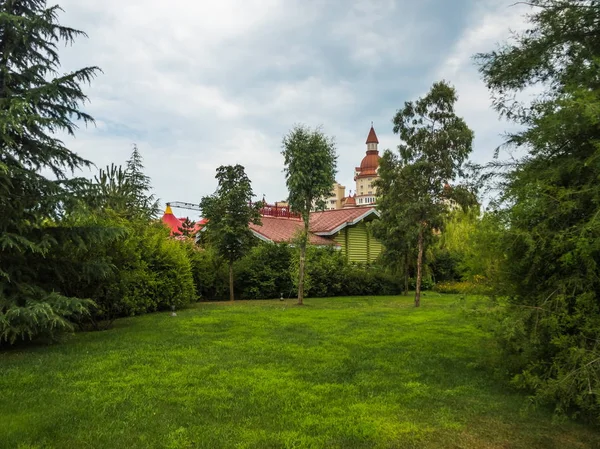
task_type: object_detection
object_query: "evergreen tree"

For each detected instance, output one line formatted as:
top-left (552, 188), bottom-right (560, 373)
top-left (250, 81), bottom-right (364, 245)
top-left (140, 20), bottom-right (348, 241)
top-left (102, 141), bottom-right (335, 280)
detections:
top-left (200, 165), bottom-right (262, 302)
top-left (375, 81), bottom-right (474, 307)
top-left (0, 1), bottom-right (102, 343)
top-left (281, 125), bottom-right (337, 305)
top-left (476, 0), bottom-right (600, 420)
top-left (125, 144), bottom-right (159, 218)
top-left (92, 146), bottom-right (159, 220)
top-left (178, 218), bottom-right (197, 238)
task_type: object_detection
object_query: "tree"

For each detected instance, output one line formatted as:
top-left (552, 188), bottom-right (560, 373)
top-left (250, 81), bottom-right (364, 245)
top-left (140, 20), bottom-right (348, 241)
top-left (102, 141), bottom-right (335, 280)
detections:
top-left (281, 125), bottom-right (337, 305)
top-left (92, 146), bottom-right (159, 220)
top-left (125, 144), bottom-right (159, 218)
top-left (476, 0), bottom-right (600, 420)
top-left (200, 165), bottom-right (262, 302)
top-left (178, 218), bottom-right (197, 238)
top-left (371, 151), bottom-right (415, 296)
top-left (376, 81), bottom-right (474, 307)
top-left (0, 1), bottom-right (103, 343)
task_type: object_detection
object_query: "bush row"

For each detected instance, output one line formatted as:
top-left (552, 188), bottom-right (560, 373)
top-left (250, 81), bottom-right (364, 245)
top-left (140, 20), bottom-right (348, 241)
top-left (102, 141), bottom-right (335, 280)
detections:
top-left (190, 243), bottom-right (425, 301)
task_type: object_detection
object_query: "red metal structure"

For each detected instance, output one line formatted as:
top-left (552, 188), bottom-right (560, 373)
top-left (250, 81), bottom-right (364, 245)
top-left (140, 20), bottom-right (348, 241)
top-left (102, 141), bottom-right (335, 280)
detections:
top-left (258, 202), bottom-right (300, 219)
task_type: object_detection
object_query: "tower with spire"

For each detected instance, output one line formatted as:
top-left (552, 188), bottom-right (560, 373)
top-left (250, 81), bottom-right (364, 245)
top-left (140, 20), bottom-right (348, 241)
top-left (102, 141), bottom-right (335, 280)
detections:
top-left (317, 124), bottom-right (382, 210)
top-left (353, 124), bottom-right (381, 206)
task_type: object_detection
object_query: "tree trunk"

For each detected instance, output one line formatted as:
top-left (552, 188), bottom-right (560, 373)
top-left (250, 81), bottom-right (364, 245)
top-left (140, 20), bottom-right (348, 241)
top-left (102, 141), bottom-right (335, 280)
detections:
top-left (229, 261), bottom-right (234, 302)
top-left (297, 223), bottom-right (309, 305)
top-left (415, 227), bottom-right (424, 308)
top-left (404, 254), bottom-right (409, 296)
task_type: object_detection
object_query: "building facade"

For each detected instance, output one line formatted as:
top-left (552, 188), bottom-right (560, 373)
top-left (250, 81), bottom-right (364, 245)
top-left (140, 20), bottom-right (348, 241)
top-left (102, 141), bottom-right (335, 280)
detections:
top-left (249, 206), bottom-right (383, 264)
top-left (318, 124), bottom-right (382, 211)
top-left (353, 125), bottom-right (381, 206)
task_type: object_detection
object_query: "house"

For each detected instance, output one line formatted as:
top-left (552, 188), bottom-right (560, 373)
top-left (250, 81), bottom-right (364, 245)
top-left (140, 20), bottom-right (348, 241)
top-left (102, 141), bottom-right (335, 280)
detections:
top-left (249, 205), bottom-right (383, 264)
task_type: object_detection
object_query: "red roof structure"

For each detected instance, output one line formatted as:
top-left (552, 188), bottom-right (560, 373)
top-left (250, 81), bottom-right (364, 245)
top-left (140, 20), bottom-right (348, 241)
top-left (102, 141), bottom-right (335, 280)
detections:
top-left (356, 125), bottom-right (381, 179)
top-left (365, 125), bottom-right (379, 144)
top-left (161, 205), bottom-right (205, 236)
top-left (248, 206), bottom-right (379, 244)
top-left (310, 207), bottom-right (378, 235)
top-left (249, 216), bottom-right (335, 246)
top-left (162, 205), bottom-right (183, 235)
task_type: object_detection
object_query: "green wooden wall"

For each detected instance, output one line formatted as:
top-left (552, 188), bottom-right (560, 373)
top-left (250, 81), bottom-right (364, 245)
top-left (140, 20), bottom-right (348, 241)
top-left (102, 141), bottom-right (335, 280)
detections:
top-left (333, 219), bottom-right (383, 264)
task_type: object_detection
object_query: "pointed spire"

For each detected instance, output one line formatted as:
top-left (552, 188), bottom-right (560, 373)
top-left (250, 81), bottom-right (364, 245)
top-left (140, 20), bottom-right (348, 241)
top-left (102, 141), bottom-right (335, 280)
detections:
top-left (165, 204), bottom-right (173, 215)
top-left (366, 124), bottom-right (379, 144)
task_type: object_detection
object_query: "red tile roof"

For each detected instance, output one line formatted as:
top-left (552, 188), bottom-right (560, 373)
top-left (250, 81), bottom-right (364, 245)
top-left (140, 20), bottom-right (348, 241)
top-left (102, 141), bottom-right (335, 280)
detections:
top-left (249, 216), bottom-right (336, 246)
top-left (310, 206), bottom-right (378, 234)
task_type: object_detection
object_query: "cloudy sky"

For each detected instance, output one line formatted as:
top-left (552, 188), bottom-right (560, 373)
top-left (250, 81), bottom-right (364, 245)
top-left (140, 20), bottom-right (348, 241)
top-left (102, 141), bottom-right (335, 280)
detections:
top-left (56, 0), bottom-right (530, 218)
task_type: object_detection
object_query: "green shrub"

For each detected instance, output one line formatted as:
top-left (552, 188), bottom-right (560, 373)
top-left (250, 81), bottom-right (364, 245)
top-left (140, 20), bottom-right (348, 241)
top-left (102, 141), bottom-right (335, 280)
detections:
top-left (235, 243), bottom-right (294, 299)
top-left (188, 245), bottom-right (229, 301)
top-left (433, 276), bottom-right (493, 295)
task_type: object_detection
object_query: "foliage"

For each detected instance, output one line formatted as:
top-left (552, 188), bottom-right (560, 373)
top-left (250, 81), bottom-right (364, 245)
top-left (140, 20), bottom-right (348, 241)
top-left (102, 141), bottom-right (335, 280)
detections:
top-left (187, 245), bottom-right (229, 301)
top-left (235, 243), bottom-right (294, 300)
top-left (281, 124), bottom-right (337, 304)
top-left (91, 147), bottom-right (159, 220)
top-left (375, 81), bottom-right (475, 307)
top-left (42, 209), bottom-right (196, 329)
top-left (188, 243), bottom-right (407, 300)
top-left (200, 164), bottom-right (262, 301)
top-left (124, 144), bottom-right (160, 218)
top-left (476, 0), bottom-right (600, 421)
top-left (3, 295), bottom-right (600, 449)
top-left (431, 208), bottom-right (505, 293)
top-left (433, 277), bottom-right (493, 296)
top-left (178, 217), bottom-right (197, 237)
top-left (0, 1), bottom-right (105, 344)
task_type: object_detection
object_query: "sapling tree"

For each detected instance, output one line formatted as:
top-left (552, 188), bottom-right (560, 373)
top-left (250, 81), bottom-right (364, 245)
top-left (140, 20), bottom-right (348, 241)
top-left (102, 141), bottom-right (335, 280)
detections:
top-left (281, 125), bottom-right (337, 305)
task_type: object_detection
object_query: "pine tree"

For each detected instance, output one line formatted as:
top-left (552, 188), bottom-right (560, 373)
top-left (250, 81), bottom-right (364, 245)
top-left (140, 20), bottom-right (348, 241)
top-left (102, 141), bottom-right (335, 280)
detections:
top-left (91, 146), bottom-right (159, 220)
top-left (178, 218), bottom-right (197, 238)
top-left (0, 1), bottom-right (102, 344)
top-left (125, 144), bottom-right (159, 218)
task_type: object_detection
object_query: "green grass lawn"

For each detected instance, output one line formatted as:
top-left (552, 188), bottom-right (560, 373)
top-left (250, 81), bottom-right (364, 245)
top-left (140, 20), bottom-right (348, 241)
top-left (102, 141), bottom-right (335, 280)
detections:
top-left (1, 294), bottom-right (599, 449)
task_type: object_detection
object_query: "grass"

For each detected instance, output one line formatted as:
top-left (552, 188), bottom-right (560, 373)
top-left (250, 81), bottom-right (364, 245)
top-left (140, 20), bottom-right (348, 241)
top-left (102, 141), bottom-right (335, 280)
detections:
top-left (1, 294), bottom-right (599, 449)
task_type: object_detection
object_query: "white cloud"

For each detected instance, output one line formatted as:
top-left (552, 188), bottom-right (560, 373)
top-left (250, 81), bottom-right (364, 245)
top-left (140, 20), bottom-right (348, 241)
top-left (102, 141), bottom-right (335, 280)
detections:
top-left (433, 1), bottom-right (532, 164)
top-left (48, 0), bottom-right (536, 214)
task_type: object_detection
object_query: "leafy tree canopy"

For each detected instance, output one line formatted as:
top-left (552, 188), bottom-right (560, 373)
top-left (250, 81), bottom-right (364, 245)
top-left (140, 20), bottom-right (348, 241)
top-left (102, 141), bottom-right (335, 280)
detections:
top-left (200, 164), bottom-right (262, 301)
top-left (375, 81), bottom-right (475, 307)
top-left (476, 0), bottom-right (600, 421)
top-left (281, 124), bottom-right (337, 304)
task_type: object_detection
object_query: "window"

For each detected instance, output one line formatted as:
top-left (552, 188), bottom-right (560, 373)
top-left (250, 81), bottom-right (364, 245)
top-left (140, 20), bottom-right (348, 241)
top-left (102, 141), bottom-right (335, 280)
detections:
top-left (368, 191), bottom-right (372, 195)
top-left (330, 200), bottom-right (336, 205)
top-left (368, 178), bottom-right (372, 181)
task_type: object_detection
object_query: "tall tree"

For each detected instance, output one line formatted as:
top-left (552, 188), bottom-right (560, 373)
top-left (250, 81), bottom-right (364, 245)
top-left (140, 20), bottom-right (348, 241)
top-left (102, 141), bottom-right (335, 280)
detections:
top-left (200, 165), bottom-right (262, 302)
top-left (376, 81), bottom-right (474, 307)
top-left (476, 0), bottom-right (600, 420)
top-left (125, 144), bottom-right (159, 218)
top-left (281, 125), bottom-right (337, 305)
top-left (372, 150), bottom-right (415, 296)
top-left (0, 1), bottom-right (102, 343)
